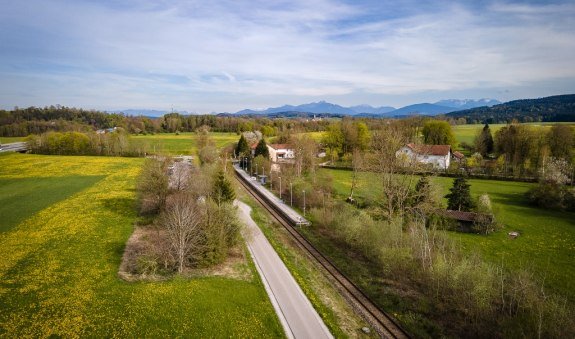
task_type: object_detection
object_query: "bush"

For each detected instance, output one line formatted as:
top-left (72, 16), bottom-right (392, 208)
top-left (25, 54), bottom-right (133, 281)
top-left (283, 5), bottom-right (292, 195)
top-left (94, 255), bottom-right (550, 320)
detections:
top-left (526, 182), bottom-right (569, 210)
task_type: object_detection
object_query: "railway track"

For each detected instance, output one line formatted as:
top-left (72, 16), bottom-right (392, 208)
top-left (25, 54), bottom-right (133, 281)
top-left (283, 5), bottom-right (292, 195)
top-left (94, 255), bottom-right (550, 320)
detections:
top-left (235, 170), bottom-right (410, 339)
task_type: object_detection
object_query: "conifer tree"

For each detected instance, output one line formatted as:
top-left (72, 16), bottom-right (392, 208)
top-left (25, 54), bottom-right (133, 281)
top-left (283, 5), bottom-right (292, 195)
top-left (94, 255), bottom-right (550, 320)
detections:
top-left (212, 170), bottom-right (236, 206)
top-left (445, 177), bottom-right (474, 211)
top-left (475, 123), bottom-right (494, 156)
top-left (254, 138), bottom-right (270, 159)
top-left (235, 134), bottom-right (250, 157)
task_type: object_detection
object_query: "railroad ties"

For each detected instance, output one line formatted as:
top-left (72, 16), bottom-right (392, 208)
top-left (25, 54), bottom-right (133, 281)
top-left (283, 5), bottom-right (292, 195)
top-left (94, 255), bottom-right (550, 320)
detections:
top-left (234, 165), bottom-right (410, 339)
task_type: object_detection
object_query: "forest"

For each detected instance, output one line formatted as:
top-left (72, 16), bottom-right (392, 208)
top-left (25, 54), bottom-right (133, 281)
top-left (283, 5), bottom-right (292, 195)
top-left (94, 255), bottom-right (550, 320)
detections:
top-left (445, 94), bottom-right (575, 124)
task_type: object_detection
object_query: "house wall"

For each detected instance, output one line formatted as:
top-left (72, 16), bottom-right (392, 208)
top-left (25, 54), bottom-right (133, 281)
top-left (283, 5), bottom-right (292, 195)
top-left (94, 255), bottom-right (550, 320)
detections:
top-left (397, 147), bottom-right (450, 169)
top-left (267, 145), bottom-right (295, 163)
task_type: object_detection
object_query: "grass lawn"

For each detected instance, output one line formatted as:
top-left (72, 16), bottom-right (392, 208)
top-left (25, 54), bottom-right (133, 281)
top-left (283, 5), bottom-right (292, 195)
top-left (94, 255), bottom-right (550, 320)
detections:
top-left (0, 136), bottom-right (27, 144)
top-left (451, 122), bottom-right (575, 148)
top-left (131, 132), bottom-right (238, 155)
top-left (0, 153), bottom-right (283, 337)
top-left (319, 167), bottom-right (575, 302)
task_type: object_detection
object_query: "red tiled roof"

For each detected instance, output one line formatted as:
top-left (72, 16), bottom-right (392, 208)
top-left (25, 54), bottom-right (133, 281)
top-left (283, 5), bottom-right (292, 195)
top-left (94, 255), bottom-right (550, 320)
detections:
top-left (406, 143), bottom-right (451, 156)
top-left (269, 144), bottom-right (292, 150)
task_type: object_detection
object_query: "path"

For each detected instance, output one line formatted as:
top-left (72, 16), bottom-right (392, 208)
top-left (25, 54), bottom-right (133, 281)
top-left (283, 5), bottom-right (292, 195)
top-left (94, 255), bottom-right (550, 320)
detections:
top-left (235, 200), bottom-right (333, 339)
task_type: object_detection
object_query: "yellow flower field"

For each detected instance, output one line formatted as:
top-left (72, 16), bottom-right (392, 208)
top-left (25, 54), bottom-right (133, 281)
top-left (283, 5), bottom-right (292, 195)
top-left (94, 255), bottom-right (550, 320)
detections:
top-left (0, 153), bottom-right (283, 337)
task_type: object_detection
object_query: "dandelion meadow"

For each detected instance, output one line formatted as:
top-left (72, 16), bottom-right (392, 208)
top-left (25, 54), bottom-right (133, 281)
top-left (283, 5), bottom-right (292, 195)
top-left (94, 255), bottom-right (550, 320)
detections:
top-left (0, 153), bottom-right (283, 337)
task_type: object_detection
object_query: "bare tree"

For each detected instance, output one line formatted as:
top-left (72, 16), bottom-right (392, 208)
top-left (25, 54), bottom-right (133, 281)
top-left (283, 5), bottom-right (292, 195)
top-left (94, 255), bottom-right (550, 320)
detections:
top-left (170, 162), bottom-right (191, 191)
top-left (137, 158), bottom-right (170, 214)
top-left (366, 126), bottom-right (419, 218)
top-left (291, 135), bottom-right (318, 177)
top-left (161, 193), bottom-right (204, 273)
top-left (348, 148), bottom-right (363, 203)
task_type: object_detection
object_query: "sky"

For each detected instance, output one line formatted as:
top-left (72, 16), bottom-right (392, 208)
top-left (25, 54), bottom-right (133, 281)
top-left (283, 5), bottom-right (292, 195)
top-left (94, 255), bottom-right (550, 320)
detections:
top-left (0, 0), bottom-right (574, 113)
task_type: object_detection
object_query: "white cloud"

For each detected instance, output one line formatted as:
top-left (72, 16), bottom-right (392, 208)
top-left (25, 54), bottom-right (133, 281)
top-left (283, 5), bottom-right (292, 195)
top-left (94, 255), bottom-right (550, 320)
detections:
top-left (0, 0), bottom-right (574, 111)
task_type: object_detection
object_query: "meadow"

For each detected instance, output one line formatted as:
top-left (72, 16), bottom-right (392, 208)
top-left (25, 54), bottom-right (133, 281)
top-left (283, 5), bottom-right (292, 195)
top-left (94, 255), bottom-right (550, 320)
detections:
top-left (0, 153), bottom-right (283, 337)
top-left (0, 136), bottom-right (26, 144)
top-left (319, 167), bottom-right (575, 302)
top-left (131, 132), bottom-right (238, 155)
top-left (451, 122), bottom-right (575, 147)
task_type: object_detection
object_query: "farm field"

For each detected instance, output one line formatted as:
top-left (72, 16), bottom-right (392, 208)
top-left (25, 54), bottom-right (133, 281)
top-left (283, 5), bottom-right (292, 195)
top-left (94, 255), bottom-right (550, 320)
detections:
top-left (451, 122), bottom-right (575, 147)
top-left (319, 167), bottom-right (575, 302)
top-left (0, 136), bottom-right (26, 144)
top-left (0, 153), bottom-right (283, 337)
top-left (131, 132), bottom-right (238, 155)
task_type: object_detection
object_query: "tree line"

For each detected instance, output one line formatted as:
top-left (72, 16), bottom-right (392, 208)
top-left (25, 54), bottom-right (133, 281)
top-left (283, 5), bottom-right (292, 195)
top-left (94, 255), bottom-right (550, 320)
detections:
top-left (26, 129), bottom-right (148, 157)
top-left (0, 105), bottom-right (333, 137)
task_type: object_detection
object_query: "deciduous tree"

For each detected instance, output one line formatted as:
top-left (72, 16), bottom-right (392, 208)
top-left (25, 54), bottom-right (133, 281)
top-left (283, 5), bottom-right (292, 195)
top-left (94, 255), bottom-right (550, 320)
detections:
top-left (422, 120), bottom-right (456, 146)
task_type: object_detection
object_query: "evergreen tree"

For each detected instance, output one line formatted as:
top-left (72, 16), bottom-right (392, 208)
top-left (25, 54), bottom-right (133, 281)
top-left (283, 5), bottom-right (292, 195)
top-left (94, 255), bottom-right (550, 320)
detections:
top-left (254, 138), bottom-right (270, 158)
top-left (212, 170), bottom-right (236, 206)
top-left (235, 134), bottom-right (250, 157)
top-left (475, 124), bottom-right (494, 156)
top-left (414, 175), bottom-right (432, 205)
top-left (445, 177), bottom-right (474, 211)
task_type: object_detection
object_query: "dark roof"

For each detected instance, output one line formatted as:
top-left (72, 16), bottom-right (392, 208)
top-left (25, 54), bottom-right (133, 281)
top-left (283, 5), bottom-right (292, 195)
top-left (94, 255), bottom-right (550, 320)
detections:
top-left (406, 143), bottom-right (451, 156)
top-left (452, 151), bottom-right (465, 159)
top-left (436, 209), bottom-right (480, 222)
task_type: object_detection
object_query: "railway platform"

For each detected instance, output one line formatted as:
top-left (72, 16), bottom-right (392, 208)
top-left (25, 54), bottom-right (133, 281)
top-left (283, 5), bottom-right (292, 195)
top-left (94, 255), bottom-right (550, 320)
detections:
top-left (235, 165), bottom-right (311, 226)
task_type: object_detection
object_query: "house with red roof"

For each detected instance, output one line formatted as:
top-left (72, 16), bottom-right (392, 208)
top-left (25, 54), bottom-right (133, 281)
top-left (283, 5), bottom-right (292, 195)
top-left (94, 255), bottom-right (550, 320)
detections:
top-left (397, 143), bottom-right (455, 169)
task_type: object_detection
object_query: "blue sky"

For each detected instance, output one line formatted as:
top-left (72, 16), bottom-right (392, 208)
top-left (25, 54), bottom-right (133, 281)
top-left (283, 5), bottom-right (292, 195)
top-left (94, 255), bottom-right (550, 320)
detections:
top-left (1, 0), bottom-right (574, 113)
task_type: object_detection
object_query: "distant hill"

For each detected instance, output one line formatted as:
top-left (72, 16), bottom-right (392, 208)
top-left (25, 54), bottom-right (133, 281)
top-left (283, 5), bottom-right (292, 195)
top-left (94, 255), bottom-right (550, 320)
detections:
top-left (234, 101), bottom-right (395, 116)
top-left (349, 104), bottom-right (396, 114)
top-left (385, 103), bottom-right (458, 116)
top-left (233, 99), bottom-right (500, 117)
top-left (445, 94), bottom-right (575, 123)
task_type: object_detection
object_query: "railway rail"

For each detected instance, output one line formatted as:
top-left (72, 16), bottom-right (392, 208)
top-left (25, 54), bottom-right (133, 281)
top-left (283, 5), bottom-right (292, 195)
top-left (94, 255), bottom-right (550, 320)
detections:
top-left (235, 166), bottom-right (410, 339)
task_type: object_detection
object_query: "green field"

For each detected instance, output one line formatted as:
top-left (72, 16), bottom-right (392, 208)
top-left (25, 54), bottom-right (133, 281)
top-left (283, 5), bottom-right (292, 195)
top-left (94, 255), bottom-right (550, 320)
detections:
top-left (319, 167), bottom-right (575, 301)
top-left (0, 136), bottom-right (27, 144)
top-left (451, 122), bottom-right (575, 147)
top-left (131, 132), bottom-right (238, 155)
top-left (0, 153), bottom-right (283, 337)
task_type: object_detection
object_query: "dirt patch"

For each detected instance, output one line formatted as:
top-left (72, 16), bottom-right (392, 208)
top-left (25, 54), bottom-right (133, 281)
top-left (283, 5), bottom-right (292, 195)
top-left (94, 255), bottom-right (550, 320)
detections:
top-left (119, 225), bottom-right (252, 282)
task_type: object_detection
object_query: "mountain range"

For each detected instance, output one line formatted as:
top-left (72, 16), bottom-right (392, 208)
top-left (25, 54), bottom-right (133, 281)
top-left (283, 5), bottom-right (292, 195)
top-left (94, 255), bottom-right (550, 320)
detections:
top-left (110, 98), bottom-right (501, 117)
top-left (233, 98), bottom-right (501, 117)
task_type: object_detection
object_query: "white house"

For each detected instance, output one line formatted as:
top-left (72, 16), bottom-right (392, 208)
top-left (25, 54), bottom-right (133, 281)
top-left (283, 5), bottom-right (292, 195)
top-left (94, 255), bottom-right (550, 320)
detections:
top-left (267, 144), bottom-right (295, 163)
top-left (397, 143), bottom-right (452, 169)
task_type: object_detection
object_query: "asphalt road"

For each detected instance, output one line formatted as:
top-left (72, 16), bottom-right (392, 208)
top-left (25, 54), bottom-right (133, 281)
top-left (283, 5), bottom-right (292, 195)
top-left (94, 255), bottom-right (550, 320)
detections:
top-left (236, 200), bottom-right (333, 339)
top-left (0, 142), bottom-right (27, 153)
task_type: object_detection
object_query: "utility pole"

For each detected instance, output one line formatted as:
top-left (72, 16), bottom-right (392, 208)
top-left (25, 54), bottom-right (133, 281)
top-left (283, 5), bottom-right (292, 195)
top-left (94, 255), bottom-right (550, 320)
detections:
top-left (303, 190), bottom-right (306, 217)
top-left (290, 182), bottom-right (293, 206)
top-left (279, 177), bottom-right (282, 200)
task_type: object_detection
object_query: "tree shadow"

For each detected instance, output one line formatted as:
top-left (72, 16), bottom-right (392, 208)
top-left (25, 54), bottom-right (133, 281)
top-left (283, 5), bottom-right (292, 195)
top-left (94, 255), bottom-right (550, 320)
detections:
top-left (101, 197), bottom-right (136, 215)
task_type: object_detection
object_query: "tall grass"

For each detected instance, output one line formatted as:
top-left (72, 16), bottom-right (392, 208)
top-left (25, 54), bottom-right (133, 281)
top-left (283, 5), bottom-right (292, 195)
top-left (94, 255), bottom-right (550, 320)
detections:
top-left (310, 202), bottom-right (574, 337)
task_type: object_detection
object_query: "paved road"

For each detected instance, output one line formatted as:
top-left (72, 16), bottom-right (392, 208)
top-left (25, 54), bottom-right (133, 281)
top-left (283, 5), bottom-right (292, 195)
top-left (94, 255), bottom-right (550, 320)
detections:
top-left (0, 142), bottom-right (27, 153)
top-left (235, 200), bottom-right (333, 339)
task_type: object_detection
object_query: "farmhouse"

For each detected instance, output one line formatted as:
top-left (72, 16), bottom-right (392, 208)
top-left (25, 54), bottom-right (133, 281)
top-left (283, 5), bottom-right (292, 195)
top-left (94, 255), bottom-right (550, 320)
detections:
top-left (397, 143), bottom-right (452, 169)
top-left (267, 144), bottom-right (294, 163)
